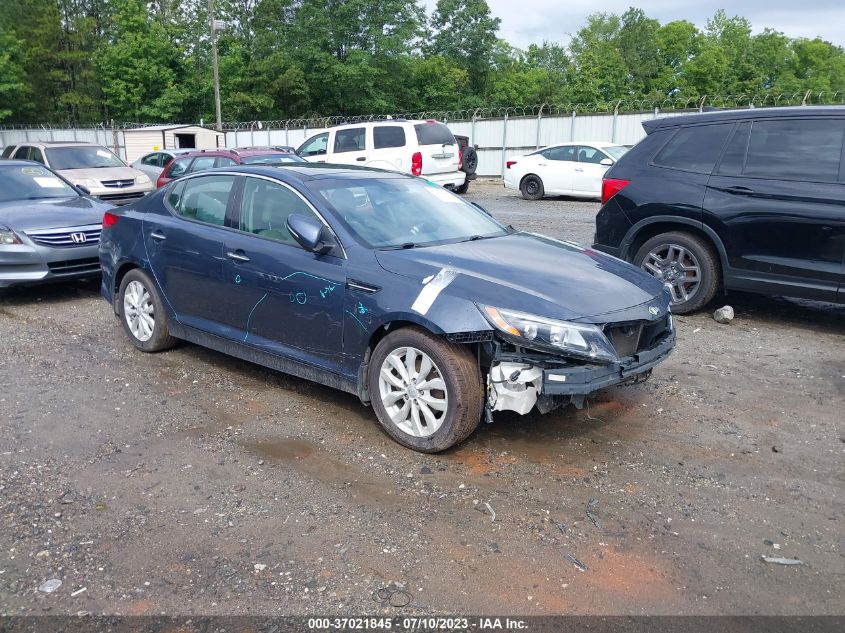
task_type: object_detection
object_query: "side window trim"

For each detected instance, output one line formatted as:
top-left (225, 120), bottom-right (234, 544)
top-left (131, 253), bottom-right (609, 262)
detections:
top-left (232, 174), bottom-right (347, 259)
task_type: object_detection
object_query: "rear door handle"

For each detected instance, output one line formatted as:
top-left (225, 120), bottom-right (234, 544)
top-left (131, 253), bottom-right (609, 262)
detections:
top-left (356, 157), bottom-right (366, 162)
top-left (725, 185), bottom-right (754, 195)
top-left (225, 251), bottom-right (250, 263)
top-left (537, 163), bottom-right (547, 166)
top-left (150, 231), bottom-right (166, 241)
top-left (574, 167), bottom-right (584, 172)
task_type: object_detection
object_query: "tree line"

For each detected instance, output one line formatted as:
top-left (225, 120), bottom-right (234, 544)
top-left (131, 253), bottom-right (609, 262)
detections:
top-left (1, 0), bottom-right (844, 125)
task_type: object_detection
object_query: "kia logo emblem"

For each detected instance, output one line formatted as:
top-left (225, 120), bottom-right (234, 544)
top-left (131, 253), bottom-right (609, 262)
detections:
top-left (70, 232), bottom-right (87, 244)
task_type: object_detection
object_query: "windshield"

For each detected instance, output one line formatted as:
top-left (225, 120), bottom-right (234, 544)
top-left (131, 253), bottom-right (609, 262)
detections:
top-left (46, 146), bottom-right (126, 170)
top-left (603, 145), bottom-right (629, 161)
top-left (308, 177), bottom-right (508, 248)
top-left (0, 165), bottom-right (78, 202)
top-left (240, 154), bottom-right (305, 165)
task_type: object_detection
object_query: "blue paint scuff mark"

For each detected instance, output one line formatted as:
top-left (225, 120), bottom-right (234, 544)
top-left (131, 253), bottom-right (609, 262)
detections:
top-left (319, 283), bottom-right (337, 299)
top-left (234, 274), bottom-right (241, 284)
top-left (289, 291), bottom-right (307, 304)
top-left (243, 293), bottom-right (268, 342)
top-left (345, 309), bottom-right (368, 332)
top-left (356, 301), bottom-right (369, 315)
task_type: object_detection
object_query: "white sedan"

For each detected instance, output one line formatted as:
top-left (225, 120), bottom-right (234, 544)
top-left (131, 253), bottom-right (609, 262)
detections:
top-left (504, 142), bottom-right (629, 200)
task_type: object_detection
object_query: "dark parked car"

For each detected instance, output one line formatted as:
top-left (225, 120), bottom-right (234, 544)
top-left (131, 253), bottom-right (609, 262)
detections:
top-left (100, 164), bottom-right (675, 452)
top-left (0, 160), bottom-right (113, 289)
top-left (156, 147), bottom-right (304, 188)
top-left (593, 106), bottom-right (845, 313)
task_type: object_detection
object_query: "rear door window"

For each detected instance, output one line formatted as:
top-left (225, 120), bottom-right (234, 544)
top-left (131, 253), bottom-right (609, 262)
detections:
top-left (188, 156), bottom-right (217, 173)
top-left (414, 122), bottom-right (455, 146)
top-left (334, 128), bottom-right (366, 153)
top-left (215, 157), bottom-right (237, 167)
top-left (374, 126), bottom-right (406, 149)
top-left (653, 123), bottom-right (733, 174)
top-left (715, 122), bottom-right (751, 176)
top-left (13, 146), bottom-right (31, 160)
top-left (29, 147), bottom-right (46, 164)
top-left (743, 119), bottom-right (845, 183)
top-left (174, 176), bottom-right (236, 226)
top-left (167, 158), bottom-right (190, 178)
top-left (543, 146), bottom-right (576, 161)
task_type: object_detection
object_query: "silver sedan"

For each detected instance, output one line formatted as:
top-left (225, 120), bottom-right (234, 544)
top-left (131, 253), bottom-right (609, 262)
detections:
top-left (0, 160), bottom-right (114, 289)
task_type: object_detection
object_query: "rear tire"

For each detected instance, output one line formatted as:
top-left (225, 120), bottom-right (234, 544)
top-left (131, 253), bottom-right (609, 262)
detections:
top-left (368, 327), bottom-right (483, 453)
top-left (455, 181), bottom-right (470, 194)
top-left (520, 175), bottom-right (544, 200)
top-left (118, 268), bottom-right (178, 352)
top-left (633, 231), bottom-right (719, 314)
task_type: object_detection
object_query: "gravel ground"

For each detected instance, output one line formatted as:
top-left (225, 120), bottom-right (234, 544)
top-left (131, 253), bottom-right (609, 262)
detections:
top-left (1, 180), bottom-right (843, 616)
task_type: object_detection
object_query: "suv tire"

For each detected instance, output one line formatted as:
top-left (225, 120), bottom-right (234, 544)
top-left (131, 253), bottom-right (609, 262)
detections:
top-left (633, 231), bottom-right (720, 314)
top-left (462, 146), bottom-right (478, 175)
top-left (520, 175), bottom-right (544, 200)
top-left (455, 181), bottom-right (470, 194)
top-left (369, 327), bottom-right (483, 452)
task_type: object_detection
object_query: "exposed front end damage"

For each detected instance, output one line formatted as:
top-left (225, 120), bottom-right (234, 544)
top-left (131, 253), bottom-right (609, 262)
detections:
top-left (482, 314), bottom-right (676, 417)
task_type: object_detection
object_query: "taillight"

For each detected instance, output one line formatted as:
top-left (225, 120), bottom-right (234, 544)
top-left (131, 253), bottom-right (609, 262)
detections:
top-left (506, 160), bottom-right (517, 169)
top-left (601, 178), bottom-right (630, 205)
top-left (102, 211), bottom-right (119, 228)
top-left (411, 151), bottom-right (422, 176)
top-left (458, 148), bottom-right (463, 170)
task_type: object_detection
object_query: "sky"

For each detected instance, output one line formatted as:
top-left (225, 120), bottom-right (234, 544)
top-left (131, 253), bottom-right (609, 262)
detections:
top-left (423, 1), bottom-right (845, 49)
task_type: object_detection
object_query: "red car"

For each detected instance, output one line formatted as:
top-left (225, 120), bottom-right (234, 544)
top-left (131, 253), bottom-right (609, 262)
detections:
top-left (155, 147), bottom-right (305, 188)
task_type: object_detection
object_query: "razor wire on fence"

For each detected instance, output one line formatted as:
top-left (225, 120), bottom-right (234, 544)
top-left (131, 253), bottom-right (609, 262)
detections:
top-left (1, 91), bottom-right (843, 177)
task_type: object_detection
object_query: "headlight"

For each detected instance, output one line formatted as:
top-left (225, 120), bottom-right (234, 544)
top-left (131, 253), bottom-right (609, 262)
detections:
top-left (0, 226), bottom-right (22, 245)
top-left (482, 305), bottom-right (619, 363)
top-left (73, 178), bottom-right (100, 190)
top-left (135, 174), bottom-right (151, 185)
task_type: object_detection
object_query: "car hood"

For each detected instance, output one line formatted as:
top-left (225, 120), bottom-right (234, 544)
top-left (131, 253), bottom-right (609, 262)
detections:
top-left (58, 166), bottom-right (140, 182)
top-left (0, 197), bottom-right (112, 231)
top-left (375, 232), bottom-right (666, 322)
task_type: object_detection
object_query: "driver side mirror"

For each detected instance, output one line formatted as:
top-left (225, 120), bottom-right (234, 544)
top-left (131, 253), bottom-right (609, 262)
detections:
top-left (287, 213), bottom-right (336, 255)
top-left (599, 158), bottom-right (613, 166)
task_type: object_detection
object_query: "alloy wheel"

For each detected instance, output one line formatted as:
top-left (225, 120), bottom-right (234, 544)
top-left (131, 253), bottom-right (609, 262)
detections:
top-left (123, 280), bottom-right (155, 342)
top-left (642, 243), bottom-right (701, 305)
top-left (378, 346), bottom-right (448, 438)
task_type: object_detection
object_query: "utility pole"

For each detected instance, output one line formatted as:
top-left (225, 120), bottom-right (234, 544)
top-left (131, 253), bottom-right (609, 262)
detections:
top-left (209, 0), bottom-right (223, 131)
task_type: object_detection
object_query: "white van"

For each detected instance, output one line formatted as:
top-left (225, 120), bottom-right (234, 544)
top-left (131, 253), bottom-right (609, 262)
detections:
top-left (296, 120), bottom-right (466, 190)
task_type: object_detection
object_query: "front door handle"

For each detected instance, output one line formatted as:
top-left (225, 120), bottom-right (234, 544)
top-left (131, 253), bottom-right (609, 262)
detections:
top-left (356, 157), bottom-right (366, 162)
top-left (149, 231), bottom-right (166, 241)
top-left (574, 167), bottom-right (584, 172)
top-left (537, 163), bottom-right (547, 166)
top-left (225, 251), bottom-right (250, 263)
top-left (724, 185), bottom-right (754, 195)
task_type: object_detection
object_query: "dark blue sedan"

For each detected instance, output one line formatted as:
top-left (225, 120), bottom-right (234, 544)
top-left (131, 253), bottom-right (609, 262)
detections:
top-left (99, 164), bottom-right (675, 452)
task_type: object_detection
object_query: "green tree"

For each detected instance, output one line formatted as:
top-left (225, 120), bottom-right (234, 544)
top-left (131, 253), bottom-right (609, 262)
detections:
top-left (0, 28), bottom-right (32, 121)
top-left (428, 0), bottom-right (500, 94)
top-left (94, 0), bottom-right (186, 121)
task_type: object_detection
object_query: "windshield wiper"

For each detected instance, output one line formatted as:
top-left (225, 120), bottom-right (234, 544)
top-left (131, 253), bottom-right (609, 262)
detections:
top-left (381, 242), bottom-right (418, 250)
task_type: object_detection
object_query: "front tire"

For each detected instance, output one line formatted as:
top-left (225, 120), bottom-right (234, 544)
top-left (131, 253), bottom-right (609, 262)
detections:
top-left (369, 327), bottom-right (483, 452)
top-left (520, 175), bottom-right (544, 200)
top-left (633, 231), bottom-right (720, 314)
top-left (118, 269), bottom-right (178, 352)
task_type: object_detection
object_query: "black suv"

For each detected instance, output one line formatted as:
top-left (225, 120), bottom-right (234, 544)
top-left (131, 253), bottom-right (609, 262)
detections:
top-left (593, 106), bottom-right (845, 313)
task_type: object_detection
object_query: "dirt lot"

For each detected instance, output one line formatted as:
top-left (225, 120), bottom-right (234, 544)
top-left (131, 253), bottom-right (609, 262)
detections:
top-left (1, 180), bottom-right (843, 616)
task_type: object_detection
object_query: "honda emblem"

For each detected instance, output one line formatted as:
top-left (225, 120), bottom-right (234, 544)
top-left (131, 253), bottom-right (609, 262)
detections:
top-left (70, 232), bottom-right (87, 244)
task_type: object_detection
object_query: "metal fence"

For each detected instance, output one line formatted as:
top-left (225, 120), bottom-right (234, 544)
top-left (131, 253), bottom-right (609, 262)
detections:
top-left (2, 91), bottom-right (842, 177)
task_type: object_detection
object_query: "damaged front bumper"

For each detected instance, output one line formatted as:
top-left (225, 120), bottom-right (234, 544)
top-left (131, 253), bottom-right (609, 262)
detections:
top-left (487, 330), bottom-right (676, 414)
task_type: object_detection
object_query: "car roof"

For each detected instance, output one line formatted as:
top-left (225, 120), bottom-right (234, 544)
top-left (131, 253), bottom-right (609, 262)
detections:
top-left (540, 141), bottom-right (624, 149)
top-left (0, 159), bottom-right (55, 168)
top-left (643, 105), bottom-right (845, 132)
top-left (174, 147), bottom-right (298, 159)
top-left (9, 141), bottom-right (98, 148)
top-left (215, 163), bottom-right (408, 182)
